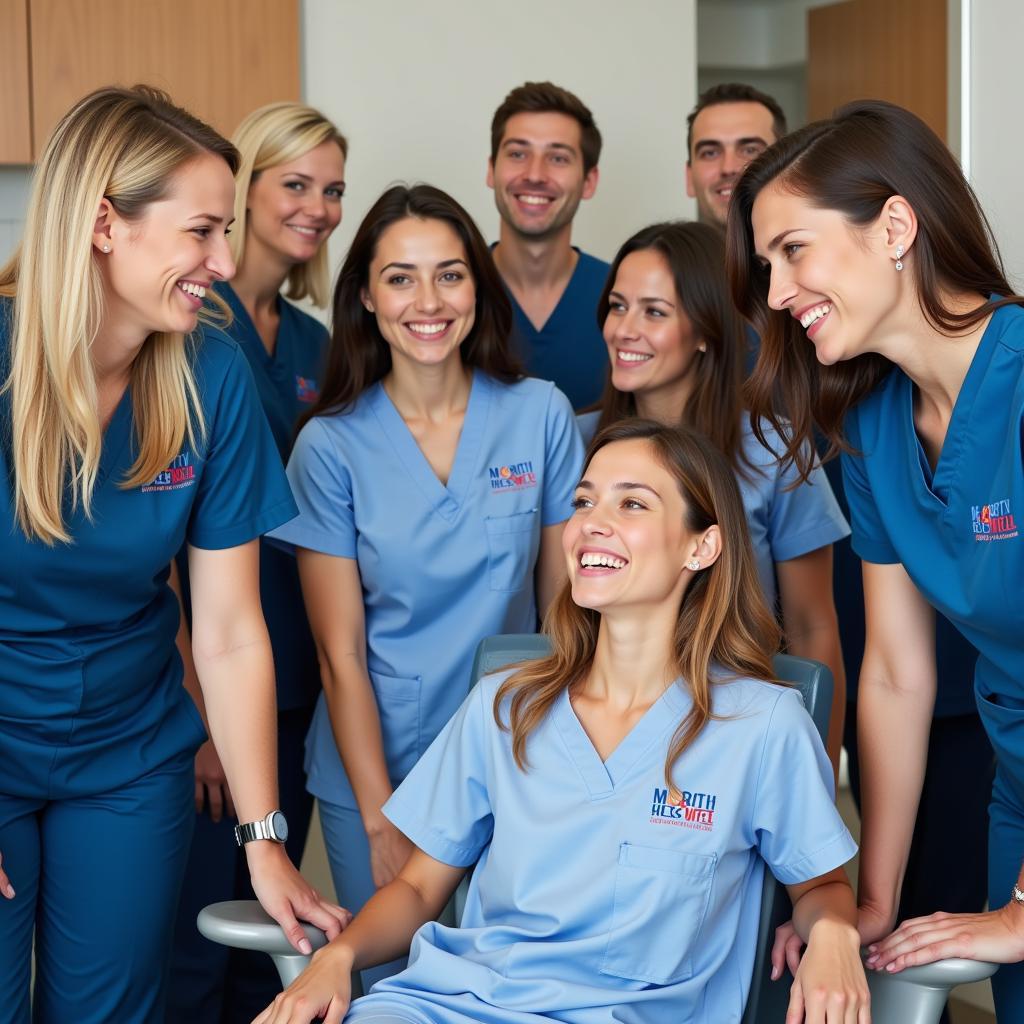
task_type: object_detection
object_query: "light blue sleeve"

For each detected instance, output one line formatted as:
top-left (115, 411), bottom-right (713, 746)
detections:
top-left (767, 441), bottom-right (850, 563)
top-left (841, 410), bottom-right (899, 565)
top-left (752, 689), bottom-right (857, 885)
top-left (383, 680), bottom-right (495, 867)
top-left (542, 386), bottom-right (585, 527)
top-left (266, 417), bottom-right (356, 558)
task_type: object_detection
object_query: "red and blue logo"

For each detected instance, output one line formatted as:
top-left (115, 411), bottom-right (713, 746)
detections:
top-left (488, 460), bottom-right (537, 492)
top-left (650, 786), bottom-right (718, 831)
top-left (142, 451), bottom-right (195, 493)
top-left (295, 375), bottom-right (319, 403)
top-left (971, 498), bottom-right (1018, 542)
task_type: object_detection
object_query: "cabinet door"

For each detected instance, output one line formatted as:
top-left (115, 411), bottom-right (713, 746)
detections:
top-left (807, 0), bottom-right (947, 142)
top-left (30, 0), bottom-right (299, 155)
top-left (0, 0), bottom-right (32, 163)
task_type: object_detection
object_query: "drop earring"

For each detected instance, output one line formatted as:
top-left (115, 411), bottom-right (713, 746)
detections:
top-left (686, 559), bottom-right (700, 571)
top-left (895, 244), bottom-right (904, 272)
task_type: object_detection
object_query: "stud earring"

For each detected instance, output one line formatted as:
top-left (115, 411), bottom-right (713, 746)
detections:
top-left (895, 244), bottom-right (904, 272)
top-left (687, 559), bottom-right (700, 571)
top-left (101, 244), bottom-right (111, 253)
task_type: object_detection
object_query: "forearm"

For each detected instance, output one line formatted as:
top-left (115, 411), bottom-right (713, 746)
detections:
top-left (792, 879), bottom-right (859, 942)
top-left (856, 670), bottom-right (932, 920)
top-left (787, 616), bottom-right (845, 775)
top-left (321, 658), bottom-right (394, 830)
top-left (194, 632), bottom-right (278, 822)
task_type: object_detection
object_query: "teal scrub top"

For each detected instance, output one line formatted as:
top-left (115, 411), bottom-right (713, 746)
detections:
top-left (344, 670), bottom-right (856, 1024)
top-left (0, 302), bottom-right (296, 799)
top-left (268, 372), bottom-right (584, 807)
top-left (210, 282), bottom-right (327, 709)
top-left (841, 301), bottom-right (1024, 794)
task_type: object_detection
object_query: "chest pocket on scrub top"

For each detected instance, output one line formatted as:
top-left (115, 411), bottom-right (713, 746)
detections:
top-left (484, 508), bottom-right (540, 592)
top-left (600, 843), bottom-right (717, 985)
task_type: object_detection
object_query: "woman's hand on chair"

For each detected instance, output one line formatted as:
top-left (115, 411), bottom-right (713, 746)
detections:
top-left (866, 902), bottom-right (1024, 973)
top-left (251, 941), bottom-right (354, 1024)
top-left (247, 842), bottom-right (352, 954)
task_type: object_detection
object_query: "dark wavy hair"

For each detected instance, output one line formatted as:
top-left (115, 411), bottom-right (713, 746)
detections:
top-left (728, 99), bottom-right (1022, 479)
top-left (305, 184), bottom-right (521, 422)
top-left (592, 221), bottom-right (751, 473)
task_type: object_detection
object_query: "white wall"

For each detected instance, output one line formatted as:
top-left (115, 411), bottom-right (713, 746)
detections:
top-left (303, 0), bottom-right (697, 276)
top-left (0, 168), bottom-right (32, 263)
top-left (965, 0), bottom-right (1024, 289)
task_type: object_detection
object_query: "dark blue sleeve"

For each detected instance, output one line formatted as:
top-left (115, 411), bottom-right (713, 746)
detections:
top-left (187, 341), bottom-right (297, 549)
top-left (840, 411), bottom-right (899, 565)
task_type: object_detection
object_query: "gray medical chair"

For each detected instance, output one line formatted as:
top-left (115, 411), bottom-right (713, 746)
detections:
top-left (198, 634), bottom-right (997, 1022)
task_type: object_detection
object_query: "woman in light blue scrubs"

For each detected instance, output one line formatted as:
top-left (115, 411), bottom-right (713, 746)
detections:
top-left (269, 184), bottom-right (583, 992)
top-left (729, 99), bottom-right (1024, 1015)
top-left (579, 221), bottom-right (849, 769)
top-left (0, 86), bottom-right (348, 1024)
top-left (169, 103), bottom-right (349, 1024)
top-left (255, 420), bottom-right (868, 1024)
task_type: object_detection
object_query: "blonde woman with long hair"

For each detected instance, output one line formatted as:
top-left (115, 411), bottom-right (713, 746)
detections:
top-left (256, 420), bottom-right (868, 1024)
top-left (168, 101), bottom-right (348, 1024)
top-left (0, 86), bottom-right (348, 1023)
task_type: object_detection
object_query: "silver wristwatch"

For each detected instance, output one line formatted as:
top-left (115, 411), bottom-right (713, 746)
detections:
top-left (1012, 885), bottom-right (1024, 906)
top-left (234, 809), bottom-right (289, 847)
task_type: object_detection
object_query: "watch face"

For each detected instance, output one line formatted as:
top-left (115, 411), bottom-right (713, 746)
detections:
top-left (270, 810), bottom-right (289, 843)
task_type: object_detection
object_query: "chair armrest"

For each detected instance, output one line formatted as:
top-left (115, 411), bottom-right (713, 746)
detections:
top-left (197, 899), bottom-right (329, 956)
top-left (866, 956), bottom-right (998, 1024)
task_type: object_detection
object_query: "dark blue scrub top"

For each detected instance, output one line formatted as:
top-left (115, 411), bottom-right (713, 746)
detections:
top-left (0, 300), bottom-right (296, 798)
top-left (209, 283), bottom-right (327, 710)
top-left (841, 301), bottom-right (1023, 731)
top-left (495, 246), bottom-right (611, 410)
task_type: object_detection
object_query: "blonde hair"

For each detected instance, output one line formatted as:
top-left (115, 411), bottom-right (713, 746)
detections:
top-left (0, 85), bottom-right (239, 545)
top-left (231, 102), bottom-right (348, 308)
top-left (495, 419), bottom-right (782, 786)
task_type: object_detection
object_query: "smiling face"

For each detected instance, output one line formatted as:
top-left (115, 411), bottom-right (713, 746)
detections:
top-left (603, 249), bottom-right (705, 413)
top-left (564, 438), bottom-right (708, 615)
top-left (99, 151), bottom-right (236, 338)
top-left (362, 216), bottom-right (477, 371)
top-left (245, 139), bottom-right (346, 268)
top-left (487, 111), bottom-right (598, 240)
top-left (686, 101), bottom-right (776, 228)
top-left (751, 183), bottom-right (903, 364)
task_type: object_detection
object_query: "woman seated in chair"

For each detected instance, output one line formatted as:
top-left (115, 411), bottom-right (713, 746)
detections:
top-left (255, 420), bottom-right (869, 1024)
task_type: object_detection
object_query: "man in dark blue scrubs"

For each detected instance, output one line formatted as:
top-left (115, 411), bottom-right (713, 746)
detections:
top-left (487, 81), bottom-right (609, 410)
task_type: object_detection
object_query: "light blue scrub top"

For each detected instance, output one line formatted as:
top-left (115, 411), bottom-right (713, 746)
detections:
top-left (268, 372), bottom-right (583, 806)
top-left (841, 301), bottom-right (1024, 798)
top-left (0, 304), bottom-right (296, 799)
top-left (344, 670), bottom-right (856, 1024)
top-left (578, 412), bottom-right (849, 604)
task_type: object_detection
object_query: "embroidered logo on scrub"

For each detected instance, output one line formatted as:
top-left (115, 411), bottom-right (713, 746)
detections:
top-left (488, 460), bottom-right (537, 491)
top-left (142, 451), bottom-right (196, 492)
top-left (971, 498), bottom-right (1018, 541)
top-left (650, 786), bottom-right (717, 831)
top-left (295, 376), bottom-right (319, 403)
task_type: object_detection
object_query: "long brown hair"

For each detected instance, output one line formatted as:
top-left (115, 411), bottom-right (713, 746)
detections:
top-left (729, 99), bottom-right (1023, 480)
top-left (304, 184), bottom-right (521, 423)
top-left (593, 221), bottom-right (751, 473)
top-left (495, 419), bottom-right (781, 784)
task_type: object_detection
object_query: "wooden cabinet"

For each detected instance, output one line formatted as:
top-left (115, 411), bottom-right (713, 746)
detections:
top-left (0, 1), bottom-right (32, 162)
top-left (1, 0), bottom-right (299, 164)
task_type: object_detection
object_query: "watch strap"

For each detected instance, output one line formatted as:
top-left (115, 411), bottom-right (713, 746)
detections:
top-left (1012, 885), bottom-right (1024, 906)
top-left (234, 818), bottom-right (268, 847)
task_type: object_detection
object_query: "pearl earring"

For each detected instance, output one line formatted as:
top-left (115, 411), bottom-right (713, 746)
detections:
top-left (687, 559), bottom-right (700, 571)
top-left (895, 244), bottom-right (904, 272)
top-left (101, 244), bottom-right (111, 253)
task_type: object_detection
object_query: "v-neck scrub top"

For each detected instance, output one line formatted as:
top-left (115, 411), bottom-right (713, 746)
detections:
top-left (578, 412), bottom-right (849, 606)
top-left (214, 282), bottom-right (327, 710)
top-left (841, 302), bottom-right (1024, 793)
top-left (343, 671), bottom-right (856, 1024)
top-left (269, 372), bottom-right (584, 807)
top-left (0, 304), bottom-right (297, 799)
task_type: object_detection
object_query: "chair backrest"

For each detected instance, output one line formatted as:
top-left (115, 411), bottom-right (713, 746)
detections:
top-left (470, 635), bottom-right (834, 1024)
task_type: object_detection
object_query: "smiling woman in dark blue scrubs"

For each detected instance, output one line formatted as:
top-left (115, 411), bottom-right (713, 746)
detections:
top-left (729, 99), bottom-right (1024, 1018)
top-left (0, 86), bottom-right (347, 1024)
top-left (169, 101), bottom-right (349, 1024)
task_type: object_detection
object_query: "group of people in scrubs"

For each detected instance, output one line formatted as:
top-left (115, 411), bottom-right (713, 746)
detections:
top-left (0, 69), bottom-right (1022, 1024)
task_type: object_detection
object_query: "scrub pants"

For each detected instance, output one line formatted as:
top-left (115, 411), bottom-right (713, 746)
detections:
top-left (167, 705), bottom-right (315, 1024)
top-left (0, 751), bottom-right (194, 1024)
top-left (319, 799), bottom-right (409, 992)
top-left (844, 709), bottom-right (994, 1024)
